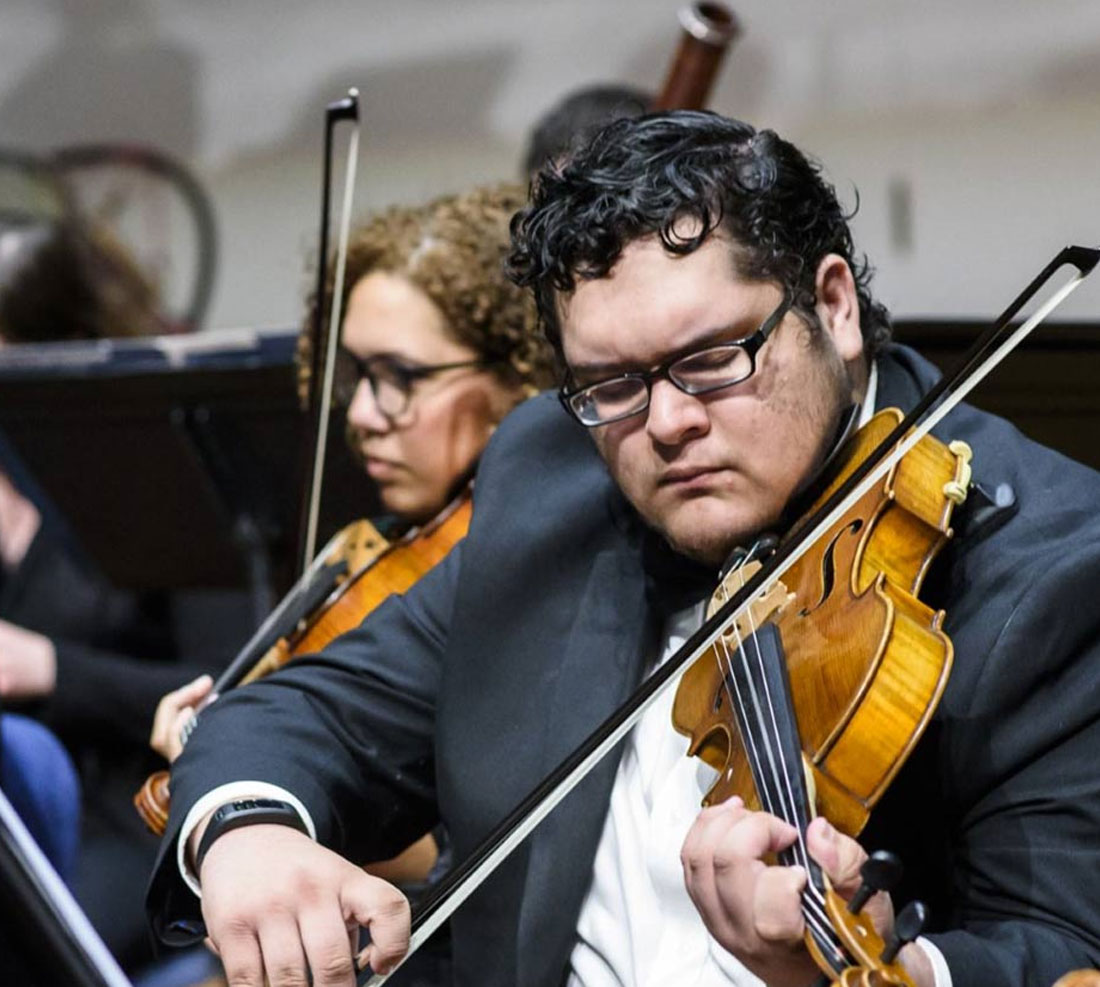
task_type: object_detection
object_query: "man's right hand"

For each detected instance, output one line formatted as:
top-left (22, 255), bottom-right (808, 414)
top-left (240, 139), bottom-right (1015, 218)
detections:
top-left (197, 823), bottom-right (410, 986)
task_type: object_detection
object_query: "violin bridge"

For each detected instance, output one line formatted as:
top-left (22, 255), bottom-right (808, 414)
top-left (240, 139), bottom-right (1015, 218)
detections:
top-left (706, 559), bottom-right (794, 642)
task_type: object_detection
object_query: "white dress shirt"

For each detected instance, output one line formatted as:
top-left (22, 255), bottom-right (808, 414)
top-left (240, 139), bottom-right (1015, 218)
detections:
top-left (566, 367), bottom-right (950, 987)
top-left (567, 603), bottom-right (762, 987)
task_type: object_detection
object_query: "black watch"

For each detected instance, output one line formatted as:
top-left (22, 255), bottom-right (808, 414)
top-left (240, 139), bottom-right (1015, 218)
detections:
top-left (194, 798), bottom-right (309, 874)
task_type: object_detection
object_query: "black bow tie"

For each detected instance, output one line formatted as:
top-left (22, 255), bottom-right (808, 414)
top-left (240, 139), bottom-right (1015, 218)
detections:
top-left (641, 527), bottom-right (717, 618)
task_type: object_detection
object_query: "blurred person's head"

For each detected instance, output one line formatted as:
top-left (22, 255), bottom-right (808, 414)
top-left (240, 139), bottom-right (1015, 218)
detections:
top-left (303, 183), bottom-right (555, 524)
top-left (0, 218), bottom-right (162, 345)
top-left (522, 84), bottom-right (651, 177)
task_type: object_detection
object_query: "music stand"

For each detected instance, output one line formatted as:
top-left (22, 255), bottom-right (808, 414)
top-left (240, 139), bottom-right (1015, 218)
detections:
top-left (0, 329), bottom-right (377, 618)
top-left (0, 784), bottom-right (132, 986)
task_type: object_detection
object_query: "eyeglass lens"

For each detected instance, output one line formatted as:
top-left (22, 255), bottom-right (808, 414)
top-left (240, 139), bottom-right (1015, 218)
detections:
top-left (570, 343), bottom-right (755, 425)
top-left (334, 354), bottom-right (410, 416)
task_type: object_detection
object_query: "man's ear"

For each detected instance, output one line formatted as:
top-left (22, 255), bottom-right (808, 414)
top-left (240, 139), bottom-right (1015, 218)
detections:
top-left (814, 254), bottom-right (863, 364)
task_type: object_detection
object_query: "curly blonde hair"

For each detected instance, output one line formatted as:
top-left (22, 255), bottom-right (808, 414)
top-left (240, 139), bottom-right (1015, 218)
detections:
top-left (299, 183), bottom-right (555, 405)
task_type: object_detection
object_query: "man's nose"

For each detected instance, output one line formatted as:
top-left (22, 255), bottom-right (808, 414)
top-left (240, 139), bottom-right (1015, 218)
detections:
top-left (346, 379), bottom-right (392, 433)
top-left (645, 378), bottom-right (709, 445)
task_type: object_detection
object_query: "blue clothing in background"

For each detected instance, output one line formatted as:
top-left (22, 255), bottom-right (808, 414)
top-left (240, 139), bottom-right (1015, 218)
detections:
top-left (0, 712), bottom-right (81, 884)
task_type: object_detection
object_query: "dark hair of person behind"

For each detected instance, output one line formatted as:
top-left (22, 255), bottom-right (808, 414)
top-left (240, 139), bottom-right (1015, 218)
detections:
top-left (522, 84), bottom-right (652, 177)
top-left (0, 220), bottom-right (162, 344)
top-left (508, 110), bottom-right (891, 364)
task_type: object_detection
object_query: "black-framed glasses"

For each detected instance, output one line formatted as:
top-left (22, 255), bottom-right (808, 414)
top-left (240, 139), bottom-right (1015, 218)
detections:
top-left (560, 291), bottom-right (794, 427)
top-left (334, 351), bottom-right (492, 419)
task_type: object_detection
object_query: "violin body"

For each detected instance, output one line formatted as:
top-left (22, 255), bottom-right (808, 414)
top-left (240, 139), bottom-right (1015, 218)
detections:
top-left (134, 492), bottom-right (472, 836)
top-left (1052, 972), bottom-right (1100, 987)
top-left (673, 409), bottom-right (973, 985)
top-left (241, 497), bottom-right (471, 684)
top-left (673, 408), bottom-right (972, 836)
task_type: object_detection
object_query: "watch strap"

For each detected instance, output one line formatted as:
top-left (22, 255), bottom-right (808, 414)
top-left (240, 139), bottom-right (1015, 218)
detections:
top-left (194, 797), bottom-right (309, 875)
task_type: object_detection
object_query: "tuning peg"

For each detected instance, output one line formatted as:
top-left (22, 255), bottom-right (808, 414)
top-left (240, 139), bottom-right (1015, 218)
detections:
top-left (881, 900), bottom-right (929, 963)
top-left (848, 850), bottom-right (904, 914)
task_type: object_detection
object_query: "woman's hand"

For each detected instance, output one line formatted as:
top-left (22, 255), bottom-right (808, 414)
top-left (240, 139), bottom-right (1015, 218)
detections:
top-left (0, 471), bottom-right (40, 570)
top-left (150, 674), bottom-right (214, 762)
top-left (0, 620), bottom-right (57, 699)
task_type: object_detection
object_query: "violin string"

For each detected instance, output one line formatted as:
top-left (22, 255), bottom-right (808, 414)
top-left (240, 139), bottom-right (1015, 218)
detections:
top-left (720, 577), bottom-right (790, 828)
top-left (711, 564), bottom-right (776, 824)
top-left (715, 604), bottom-right (839, 963)
top-left (727, 574), bottom-right (843, 965)
top-left (731, 571), bottom-right (827, 906)
top-left (722, 573), bottom-right (810, 869)
top-left (717, 572), bottom-right (844, 963)
top-left (733, 571), bottom-right (809, 856)
top-left (712, 573), bottom-right (839, 955)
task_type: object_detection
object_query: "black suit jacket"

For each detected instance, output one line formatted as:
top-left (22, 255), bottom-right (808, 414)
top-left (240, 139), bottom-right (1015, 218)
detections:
top-left (148, 345), bottom-right (1100, 985)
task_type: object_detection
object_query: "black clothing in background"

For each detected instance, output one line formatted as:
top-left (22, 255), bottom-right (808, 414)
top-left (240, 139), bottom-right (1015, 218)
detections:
top-left (1, 510), bottom-right (224, 973)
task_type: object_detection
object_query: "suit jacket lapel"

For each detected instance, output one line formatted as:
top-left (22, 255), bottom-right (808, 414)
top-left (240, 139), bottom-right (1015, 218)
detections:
top-left (515, 534), bottom-right (658, 987)
top-left (874, 345), bottom-right (927, 414)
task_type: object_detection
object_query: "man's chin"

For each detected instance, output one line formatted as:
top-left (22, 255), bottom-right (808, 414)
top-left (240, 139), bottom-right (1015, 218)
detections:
top-left (649, 498), bottom-right (778, 569)
top-left (659, 532), bottom-right (732, 569)
top-left (656, 520), bottom-right (747, 570)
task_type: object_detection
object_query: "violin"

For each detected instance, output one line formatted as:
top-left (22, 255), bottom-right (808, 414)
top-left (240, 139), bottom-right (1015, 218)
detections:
top-left (673, 408), bottom-right (972, 984)
top-left (133, 491), bottom-right (472, 836)
top-left (1053, 972), bottom-right (1100, 987)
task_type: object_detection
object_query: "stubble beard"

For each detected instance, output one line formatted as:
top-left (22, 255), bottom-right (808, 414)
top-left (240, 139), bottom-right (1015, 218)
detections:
top-left (656, 351), bottom-right (855, 569)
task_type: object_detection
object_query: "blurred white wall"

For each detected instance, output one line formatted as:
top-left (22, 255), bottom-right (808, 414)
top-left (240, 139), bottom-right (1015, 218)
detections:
top-left (1, 0), bottom-right (1097, 330)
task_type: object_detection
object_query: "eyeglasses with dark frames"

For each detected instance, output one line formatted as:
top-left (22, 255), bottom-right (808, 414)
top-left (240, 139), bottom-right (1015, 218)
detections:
top-left (334, 351), bottom-right (494, 419)
top-left (559, 291), bottom-right (794, 428)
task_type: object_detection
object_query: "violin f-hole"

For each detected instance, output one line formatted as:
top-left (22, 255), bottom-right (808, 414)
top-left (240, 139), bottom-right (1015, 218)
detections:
top-left (799, 518), bottom-right (863, 617)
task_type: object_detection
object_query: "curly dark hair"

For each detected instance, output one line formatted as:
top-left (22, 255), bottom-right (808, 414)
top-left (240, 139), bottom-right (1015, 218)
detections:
top-left (508, 110), bottom-right (890, 364)
top-left (299, 182), bottom-right (556, 404)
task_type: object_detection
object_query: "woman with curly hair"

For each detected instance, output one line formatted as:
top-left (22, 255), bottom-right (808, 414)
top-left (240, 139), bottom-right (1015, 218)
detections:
top-left (308, 181), bottom-right (555, 525)
top-left (147, 182), bottom-right (554, 986)
top-left (153, 181), bottom-right (554, 753)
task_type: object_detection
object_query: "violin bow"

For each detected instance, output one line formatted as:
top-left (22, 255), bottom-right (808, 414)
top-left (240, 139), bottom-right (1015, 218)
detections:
top-left (361, 245), bottom-right (1099, 984)
top-left (298, 88), bottom-right (361, 576)
top-left (186, 90), bottom-right (360, 742)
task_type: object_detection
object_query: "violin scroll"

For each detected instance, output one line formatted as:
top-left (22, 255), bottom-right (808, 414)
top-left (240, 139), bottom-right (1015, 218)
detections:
top-left (133, 769), bottom-right (170, 836)
top-left (813, 891), bottom-right (926, 986)
top-left (807, 853), bottom-right (927, 987)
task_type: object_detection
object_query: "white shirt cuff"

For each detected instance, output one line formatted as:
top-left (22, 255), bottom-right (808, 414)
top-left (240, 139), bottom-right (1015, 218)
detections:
top-left (916, 935), bottom-right (953, 987)
top-left (176, 781), bottom-right (317, 897)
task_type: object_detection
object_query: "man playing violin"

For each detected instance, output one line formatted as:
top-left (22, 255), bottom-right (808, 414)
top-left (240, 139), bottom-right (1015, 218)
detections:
top-left (147, 112), bottom-right (1100, 986)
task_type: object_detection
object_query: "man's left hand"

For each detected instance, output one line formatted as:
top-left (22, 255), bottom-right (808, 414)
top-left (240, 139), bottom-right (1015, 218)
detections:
top-left (0, 620), bottom-right (57, 699)
top-left (681, 797), bottom-right (934, 987)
